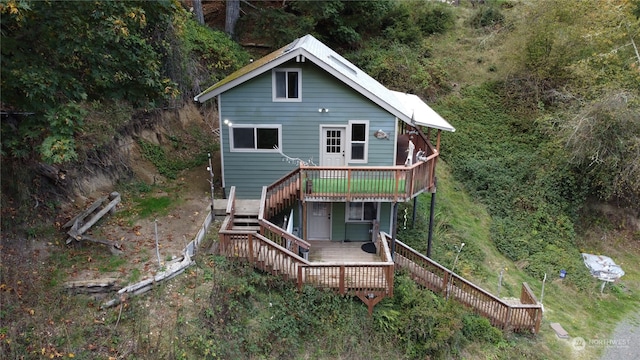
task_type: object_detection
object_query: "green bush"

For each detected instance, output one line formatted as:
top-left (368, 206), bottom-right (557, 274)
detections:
top-left (179, 17), bottom-right (250, 87)
top-left (439, 84), bottom-right (592, 288)
top-left (374, 274), bottom-right (466, 359)
top-left (347, 41), bottom-right (451, 99)
top-left (462, 314), bottom-right (503, 344)
top-left (382, 0), bottom-right (454, 43)
top-left (468, 6), bottom-right (505, 28)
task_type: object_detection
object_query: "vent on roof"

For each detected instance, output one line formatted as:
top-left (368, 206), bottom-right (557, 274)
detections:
top-left (329, 55), bottom-right (357, 75)
top-left (284, 38), bottom-right (300, 53)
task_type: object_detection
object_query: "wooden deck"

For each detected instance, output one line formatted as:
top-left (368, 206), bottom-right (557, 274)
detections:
top-left (216, 186), bottom-right (542, 332)
top-left (307, 241), bottom-right (382, 263)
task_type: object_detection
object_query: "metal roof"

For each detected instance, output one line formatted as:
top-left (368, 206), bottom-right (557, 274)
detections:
top-left (194, 34), bottom-right (455, 132)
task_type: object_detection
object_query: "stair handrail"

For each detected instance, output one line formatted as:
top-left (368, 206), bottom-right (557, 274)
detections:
top-left (259, 186), bottom-right (310, 252)
top-left (389, 237), bottom-right (542, 333)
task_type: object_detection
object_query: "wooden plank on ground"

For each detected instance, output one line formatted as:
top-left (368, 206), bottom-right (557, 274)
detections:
top-left (62, 196), bottom-right (107, 228)
top-left (550, 323), bottom-right (569, 339)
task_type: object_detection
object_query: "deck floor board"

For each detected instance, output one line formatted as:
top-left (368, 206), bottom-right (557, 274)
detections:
top-left (307, 241), bottom-right (382, 263)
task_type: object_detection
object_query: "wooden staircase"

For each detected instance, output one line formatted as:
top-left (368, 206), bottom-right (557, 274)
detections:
top-left (216, 186), bottom-right (542, 333)
top-left (231, 200), bottom-right (260, 232)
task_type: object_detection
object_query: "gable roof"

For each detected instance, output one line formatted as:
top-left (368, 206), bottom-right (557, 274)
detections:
top-left (194, 34), bottom-right (455, 132)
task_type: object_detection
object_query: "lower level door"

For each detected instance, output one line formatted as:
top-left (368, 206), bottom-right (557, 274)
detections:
top-left (307, 202), bottom-right (331, 240)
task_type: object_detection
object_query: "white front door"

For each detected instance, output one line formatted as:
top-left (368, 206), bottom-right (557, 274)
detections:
top-left (307, 202), bottom-right (331, 240)
top-left (321, 126), bottom-right (346, 167)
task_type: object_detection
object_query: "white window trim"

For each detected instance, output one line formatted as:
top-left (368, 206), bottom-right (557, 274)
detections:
top-left (345, 202), bottom-right (379, 223)
top-left (347, 120), bottom-right (369, 164)
top-left (229, 124), bottom-right (282, 152)
top-left (272, 68), bottom-right (302, 102)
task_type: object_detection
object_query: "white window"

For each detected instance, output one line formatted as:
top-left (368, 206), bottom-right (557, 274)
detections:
top-left (230, 124), bottom-right (281, 152)
top-left (273, 68), bottom-right (301, 102)
top-left (347, 202), bottom-right (378, 222)
top-left (348, 120), bottom-right (369, 163)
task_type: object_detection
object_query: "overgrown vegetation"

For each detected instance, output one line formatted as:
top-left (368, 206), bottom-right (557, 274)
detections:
top-left (2, 0), bottom-right (640, 359)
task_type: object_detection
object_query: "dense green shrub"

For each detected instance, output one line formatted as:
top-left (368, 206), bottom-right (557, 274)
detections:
top-left (347, 40), bottom-right (451, 99)
top-left (468, 5), bottom-right (505, 28)
top-left (1, 1), bottom-right (178, 163)
top-left (462, 314), bottom-right (503, 344)
top-left (178, 16), bottom-right (250, 92)
top-left (374, 274), bottom-right (466, 358)
top-left (438, 84), bottom-right (593, 288)
top-left (382, 0), bottom-right (454, 43)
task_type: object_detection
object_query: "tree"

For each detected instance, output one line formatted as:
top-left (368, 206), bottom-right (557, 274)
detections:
top-left (1, 1), bottom-right (178, 163)
top-left (225, 0), bottom-right (240, 39)
top-left (193, 0), bottom-right (205, 25)
top-left (561, 91), bottom-right (640, 203)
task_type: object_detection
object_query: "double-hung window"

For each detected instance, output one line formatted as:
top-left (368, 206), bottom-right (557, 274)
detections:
top-left (273, 68), bottom-right (301, 101)
top-left (347, 202), bottom-right (378, 222)
top-left (348, 120), bottom-right (369, 163)
top-left (230, 125), bottom-right (281, 152)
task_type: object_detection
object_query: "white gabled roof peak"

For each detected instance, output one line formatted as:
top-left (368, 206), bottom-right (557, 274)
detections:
top-left (194, 34), bottom-right (454, 132)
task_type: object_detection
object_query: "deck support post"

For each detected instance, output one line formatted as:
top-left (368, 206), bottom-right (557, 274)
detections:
top-left (427, 177), bottom-right (437, 258)
top-left (391, 203), bottom-right (398, 260)
top-left (356, 293), bottom-right (385, 316)
top-left (411, 196), bottom-right (417, 228)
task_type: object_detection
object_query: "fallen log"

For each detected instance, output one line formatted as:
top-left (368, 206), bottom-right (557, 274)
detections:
top-left (66, 192), bottom-right (120, 245)
top-left (64, 278), bottom-right (120, 294)
top-left (101, 254), bottom-right (194, 309)
top-left (63, 196), bottom-right (107, 229)
top-left (69, 235), bottom-right (123, 256)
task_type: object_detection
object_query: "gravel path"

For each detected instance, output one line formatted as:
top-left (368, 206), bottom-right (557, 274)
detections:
top-left (600, 312), bottom-right (640, 360)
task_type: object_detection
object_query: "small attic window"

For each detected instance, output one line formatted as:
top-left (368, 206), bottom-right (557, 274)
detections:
top-left (272, 68), bottom-right (302, 102)
top-left (329, 55), bottom-right (357, 76)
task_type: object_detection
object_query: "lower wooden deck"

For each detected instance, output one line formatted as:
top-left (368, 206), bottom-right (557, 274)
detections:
top-left (307, 240), bottom-right (382, 263)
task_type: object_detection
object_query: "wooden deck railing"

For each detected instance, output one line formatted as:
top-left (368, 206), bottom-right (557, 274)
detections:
top-left (218, 186), bottom-right (394, 313)
top-left (299, 156), bottom-right (436, 203)
top-left (259, 185), bottom-right (311, 254)
top-left (387, 235), bottom-right (542, 333)
top-left (262, 169), bottom-right (302, 218)
top-left (255, 128), bottom-right (439, 207)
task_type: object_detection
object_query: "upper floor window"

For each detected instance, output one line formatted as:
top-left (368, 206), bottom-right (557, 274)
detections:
top-left (230, 124), bottom-right (281, 152)
top-left (273, 69), bottom-right (301, 102)
top-left (348, 120), bottom-right (369, 163)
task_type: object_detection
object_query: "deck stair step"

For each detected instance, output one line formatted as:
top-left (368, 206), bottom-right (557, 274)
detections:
top-left (231, 225), bottom-right (261, 232)
top-left (233, 218), bottom-right (259, 225)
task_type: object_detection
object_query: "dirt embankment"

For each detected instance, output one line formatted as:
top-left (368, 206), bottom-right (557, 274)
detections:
top-left (59, 103), bottom-right (218, 284)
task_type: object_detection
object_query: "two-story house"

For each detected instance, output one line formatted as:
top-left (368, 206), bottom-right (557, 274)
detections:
top-left (195, 34), bottom-right (454, 245)
top-left (192, 36), bottom-right (543, 329)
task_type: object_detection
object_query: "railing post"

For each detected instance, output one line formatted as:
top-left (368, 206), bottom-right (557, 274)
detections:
top-left (441, 272), bottom-right (449, 295)
top-left (534, 308), bottom-right (542, 334)
top-left (248, 234), bottom-right (254, 263)
top-left (339, 265), bottom-right (345, 295)
top-left (297, 266), bottom-right (303, 290)
top-left (388, 264), bottom-right (394, 297)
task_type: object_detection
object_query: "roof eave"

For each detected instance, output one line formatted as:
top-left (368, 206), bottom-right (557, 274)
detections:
top-left (194, 47), bottom-right (304, 103)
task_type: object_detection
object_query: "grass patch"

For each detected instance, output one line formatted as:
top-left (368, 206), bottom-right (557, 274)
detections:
top-left (310, 177), bottom-right (406, 195)
top-left (134, 196), bottom-right (172, 218)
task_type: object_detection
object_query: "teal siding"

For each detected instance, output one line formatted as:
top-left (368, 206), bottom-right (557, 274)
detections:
top-left (331, 203), bottom-right (346, 241)
top-left (331, 203), bottom-right (372, 242)
top-left (220, 60), bottom-right (397, 198)
top-left (329, 202), bottom-right (393, 242)
top-left (288, 201), bottom-right (393, 241)
top-left (379, 203), bottom-right (392, 234)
